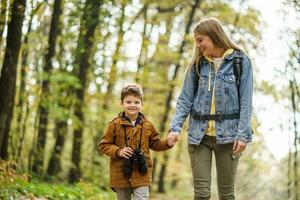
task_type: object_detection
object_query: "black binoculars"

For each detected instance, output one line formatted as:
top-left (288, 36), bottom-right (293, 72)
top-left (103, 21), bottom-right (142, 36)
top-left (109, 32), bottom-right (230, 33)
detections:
top-left (122, 149), bottom-right (148, 178)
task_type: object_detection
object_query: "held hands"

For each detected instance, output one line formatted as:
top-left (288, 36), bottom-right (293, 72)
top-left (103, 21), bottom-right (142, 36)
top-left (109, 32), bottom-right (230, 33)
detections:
top-left (166, 132), bottom-right (180, 147)
top-left (118, 132), bottom-right (180, 155)
top-left (233, 140), bottom-right (247, 156)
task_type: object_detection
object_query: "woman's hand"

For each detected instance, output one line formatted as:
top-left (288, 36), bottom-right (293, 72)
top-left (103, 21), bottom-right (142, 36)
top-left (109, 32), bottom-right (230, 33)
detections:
top-left (233, 140), bottom-right (247, 155)
top-left (118, 147), bottom-right (134, 159)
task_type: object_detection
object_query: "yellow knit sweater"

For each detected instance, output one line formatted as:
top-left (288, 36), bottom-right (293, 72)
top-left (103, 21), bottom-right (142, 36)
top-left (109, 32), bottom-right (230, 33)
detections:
top-left (205, 49), bottom-right (234, 136)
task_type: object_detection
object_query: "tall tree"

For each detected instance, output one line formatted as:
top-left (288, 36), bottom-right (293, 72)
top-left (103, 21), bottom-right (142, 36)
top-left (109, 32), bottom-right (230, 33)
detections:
top-left (46, 109), bottom-right (68, 178)
top-left (102, 0), bottom-right (126, 111)
top-left (32, 0), bottom-right (63, 174)
top-left (157, 0), bottom-right (201, 193)
top-left (0, 0), bottom-right (8, 48)
top-left (135, 3), bottom-right (149, 83)
top-left (14, 0), bottom-right (44, 165)
top-left (147, 14), bottom-right (174, 183)
top-left (290, 79), bottom-right (299, 200)
top-left (0, 0), bottom-right (26, 159)
top-left (46, 41), bottom-right (77, 178)
top-left (69, 0), bottom-right (102, 183)
top-left (45, 3), bottom-right (71, 179)
top-left (288, 128), bottom-right (292, 199)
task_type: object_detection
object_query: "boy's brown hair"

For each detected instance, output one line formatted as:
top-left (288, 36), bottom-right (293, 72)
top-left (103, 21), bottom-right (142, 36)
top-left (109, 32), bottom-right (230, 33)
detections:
top-left (121, 84), bottom-right (143, 102)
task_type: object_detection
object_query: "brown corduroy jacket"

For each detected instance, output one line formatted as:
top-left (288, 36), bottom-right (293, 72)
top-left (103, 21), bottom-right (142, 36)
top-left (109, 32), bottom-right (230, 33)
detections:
top-left (98, 112), bottom-right (172, 188)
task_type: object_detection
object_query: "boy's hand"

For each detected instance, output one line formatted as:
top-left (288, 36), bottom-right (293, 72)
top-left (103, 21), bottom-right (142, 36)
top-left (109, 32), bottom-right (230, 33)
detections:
top-left (166, 136), bottom-right (176, 147)
top-left (168, 132), bottom-right (180, 142)
top-left (118, 147), bottom-right (134, 159)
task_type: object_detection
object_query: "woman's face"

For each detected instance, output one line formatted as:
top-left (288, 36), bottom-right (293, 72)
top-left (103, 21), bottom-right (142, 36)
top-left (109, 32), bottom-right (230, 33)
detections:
top-left (194, 32), bottom-right (215, 57)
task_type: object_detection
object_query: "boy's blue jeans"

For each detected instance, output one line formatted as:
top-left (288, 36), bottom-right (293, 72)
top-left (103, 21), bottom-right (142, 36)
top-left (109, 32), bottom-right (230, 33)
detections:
top-left (188, 135), bottom-right (240, 200)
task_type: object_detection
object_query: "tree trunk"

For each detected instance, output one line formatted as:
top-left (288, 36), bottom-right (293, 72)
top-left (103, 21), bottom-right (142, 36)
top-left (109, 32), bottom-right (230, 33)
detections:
top-left (0, 0), bottom-right (8, 48)
top-left (45, 20), bottom-right (72, 180)
top-left (157, 0), bottom-right (201, 193)
top-left (46, 119), bottom-right (67, 178)
top-left (28, 108), bottom-right (40, 172)
top-left (135, 4), bottom-right (148, 83)
top-left (289, 80), bottom-right (299, 200)
top-left (0, 0), bottom-right (26, 159)
top-left (68, 0), bottom-right (102, 183)
top-left (15, 0), bottom-right (44, 164)
top-left (1, 104), bottom-right (12, 159)
top-left (32, 0), bottom-right (62, 175)
top-left (150, 15), bottom-right (173, 184)
top-left (18, 97), bottom-right (30, 170)
top-left (102, 0), bottom-right (125, 111)
top-left (288, 126), bottom-right (292, 199)
top-left (45, 32), bottom-right (71, 178)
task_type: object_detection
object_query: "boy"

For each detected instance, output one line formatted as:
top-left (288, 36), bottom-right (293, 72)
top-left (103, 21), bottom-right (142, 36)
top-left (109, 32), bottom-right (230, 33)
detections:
top-left (98, 84), bottom-right (175, 200)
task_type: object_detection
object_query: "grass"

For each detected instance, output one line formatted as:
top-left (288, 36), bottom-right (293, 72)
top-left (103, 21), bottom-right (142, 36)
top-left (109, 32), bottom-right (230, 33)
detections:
top-left (0, 160), bottom-right (195, 200)
top-left (1, 179), bottom-right (196, 200)
top-left (0, 178), bottom-right (116, 200)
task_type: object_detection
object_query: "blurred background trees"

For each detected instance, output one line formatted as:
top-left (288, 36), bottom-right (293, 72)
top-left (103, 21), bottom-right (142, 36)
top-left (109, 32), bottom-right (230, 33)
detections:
top-left (0, 0), bottom-right (299, 199)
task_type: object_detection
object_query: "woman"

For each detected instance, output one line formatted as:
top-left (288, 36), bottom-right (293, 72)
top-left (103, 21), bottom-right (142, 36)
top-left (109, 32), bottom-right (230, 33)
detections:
top-left (169, 18), bottom-right (253, 200)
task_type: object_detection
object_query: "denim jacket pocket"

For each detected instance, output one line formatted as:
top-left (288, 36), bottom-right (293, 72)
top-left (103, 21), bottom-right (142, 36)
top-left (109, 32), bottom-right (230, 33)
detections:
top-left (222, 74), bottom-right (236, 83)
top-left (222, 74), bottom-right (239, 112)
top-left (222, 74), bottom-right (237, 93)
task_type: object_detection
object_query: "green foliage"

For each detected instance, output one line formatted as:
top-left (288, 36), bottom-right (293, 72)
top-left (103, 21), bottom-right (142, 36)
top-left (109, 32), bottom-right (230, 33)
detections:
top-left (0, 160), bottom-right (115, 200)
top-left (50, 71), bottom-right (82, 90)
top-left (3, 0), bottom-right (294, 199)
top-left (1, 179), bottom-right (115, 200)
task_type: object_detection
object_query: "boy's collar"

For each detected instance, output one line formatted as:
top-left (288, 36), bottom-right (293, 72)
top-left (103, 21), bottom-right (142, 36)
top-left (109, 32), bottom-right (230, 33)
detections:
top-left (119, 111), bottom-right (144, 126)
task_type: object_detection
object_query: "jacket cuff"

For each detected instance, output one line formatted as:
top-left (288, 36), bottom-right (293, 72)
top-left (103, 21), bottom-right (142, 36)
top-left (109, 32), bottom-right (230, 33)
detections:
top-left (235, 133), bottom-right (252, 143)
top-left (169, 127), bottom-right (181, 133)
top-left (114, 147), bottom-right (122, 159)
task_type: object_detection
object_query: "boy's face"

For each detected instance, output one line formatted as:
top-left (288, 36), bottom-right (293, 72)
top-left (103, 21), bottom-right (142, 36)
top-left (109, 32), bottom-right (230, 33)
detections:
top-left (121, 95), bottom-right (143, 118)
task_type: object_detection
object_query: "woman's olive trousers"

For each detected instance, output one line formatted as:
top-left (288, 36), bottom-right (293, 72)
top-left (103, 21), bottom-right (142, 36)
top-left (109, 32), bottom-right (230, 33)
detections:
top-left (188, 135), bottom-right (240, 200)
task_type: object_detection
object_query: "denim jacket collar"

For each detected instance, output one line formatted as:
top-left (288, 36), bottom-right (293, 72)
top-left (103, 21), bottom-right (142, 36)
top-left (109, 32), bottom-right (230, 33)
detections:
top-left (223, 49), bottom-right (243, 61)
top-left (200, 49), bottom-right (243, 64)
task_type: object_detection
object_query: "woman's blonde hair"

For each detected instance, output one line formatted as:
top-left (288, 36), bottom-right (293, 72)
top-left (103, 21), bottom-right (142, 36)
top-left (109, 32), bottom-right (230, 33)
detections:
top-left (190, 18), bottom-right (242, 75)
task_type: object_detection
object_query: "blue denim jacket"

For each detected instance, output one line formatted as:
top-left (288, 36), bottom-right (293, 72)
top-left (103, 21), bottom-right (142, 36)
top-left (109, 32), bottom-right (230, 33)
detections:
top-left (170, 50), bottom-right (253, 145)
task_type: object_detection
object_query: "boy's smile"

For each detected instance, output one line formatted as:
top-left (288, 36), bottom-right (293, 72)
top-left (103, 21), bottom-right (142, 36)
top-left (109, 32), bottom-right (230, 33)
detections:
top-left (121, 95), bottom-right (143, 121)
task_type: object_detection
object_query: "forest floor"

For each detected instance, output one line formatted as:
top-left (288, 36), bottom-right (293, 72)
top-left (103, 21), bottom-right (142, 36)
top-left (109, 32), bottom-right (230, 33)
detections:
top-left (0, 160), bottom-right (222, 200)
